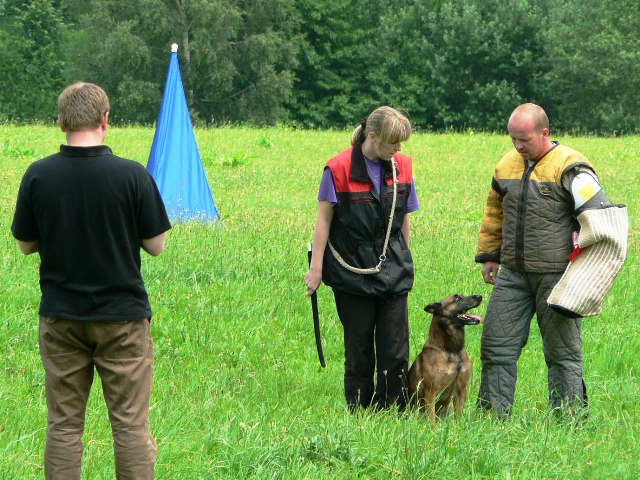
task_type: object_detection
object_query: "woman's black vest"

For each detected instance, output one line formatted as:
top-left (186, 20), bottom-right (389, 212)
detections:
top-left (322, 142), bottom-right (414, 297)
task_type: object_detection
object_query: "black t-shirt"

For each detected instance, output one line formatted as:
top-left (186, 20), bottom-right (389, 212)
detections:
top-left (11, 144), bottom-right (171, 320)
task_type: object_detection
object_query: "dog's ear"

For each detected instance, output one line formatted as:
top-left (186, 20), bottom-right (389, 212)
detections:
top-left (425, 302), bottom-right (442, 315)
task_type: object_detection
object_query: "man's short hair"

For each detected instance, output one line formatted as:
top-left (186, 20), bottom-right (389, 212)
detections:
top-left (510, 103), bottom-right (549, 132)
top-left (58, 82), bottom-right (110, 132)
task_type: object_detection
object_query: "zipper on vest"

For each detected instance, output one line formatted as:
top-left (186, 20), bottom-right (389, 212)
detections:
top-left (515, 161), bottom-right (535, 269)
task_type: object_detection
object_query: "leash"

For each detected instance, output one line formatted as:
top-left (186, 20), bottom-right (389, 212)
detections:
top-left (307, 243), bottom-right (326, 368)
top-left (327, 158), bottom-right (398, 275)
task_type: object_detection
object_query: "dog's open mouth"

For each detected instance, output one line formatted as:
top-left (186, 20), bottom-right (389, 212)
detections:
top-left (455, 312), bottom-right (483, 325)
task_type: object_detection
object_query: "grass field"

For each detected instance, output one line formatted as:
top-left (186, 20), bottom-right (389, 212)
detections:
top-left (0, 124), bottom-right (638, 479)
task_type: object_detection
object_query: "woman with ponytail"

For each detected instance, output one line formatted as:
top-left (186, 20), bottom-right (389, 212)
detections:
top-left (305, 106), bottom-right (420, 411)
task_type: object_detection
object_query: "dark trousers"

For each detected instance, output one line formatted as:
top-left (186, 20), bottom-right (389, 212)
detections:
top-left (477, 267), bottom-right (587, 416)
top-left (333, 290), bottom-right (410, 411)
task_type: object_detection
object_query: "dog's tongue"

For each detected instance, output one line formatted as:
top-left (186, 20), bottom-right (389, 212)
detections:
top-left (468, 314), bottom-right (484, 324)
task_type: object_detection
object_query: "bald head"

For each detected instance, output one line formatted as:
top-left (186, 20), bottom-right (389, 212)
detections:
top-left (507, 103), bottom-right (552, 161)
top-left (508, 103), bottom-right (549, 132)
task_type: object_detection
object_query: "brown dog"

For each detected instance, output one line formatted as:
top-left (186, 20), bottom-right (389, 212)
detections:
top-left (408, 294), bottom-right (483, 422)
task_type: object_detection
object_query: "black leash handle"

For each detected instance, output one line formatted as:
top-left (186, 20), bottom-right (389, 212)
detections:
top-left (308, 243), bottom-right (326, 368)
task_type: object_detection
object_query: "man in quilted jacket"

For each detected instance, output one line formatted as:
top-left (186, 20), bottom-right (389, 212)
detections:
top-left (474, 103), bottom-right (613, 416)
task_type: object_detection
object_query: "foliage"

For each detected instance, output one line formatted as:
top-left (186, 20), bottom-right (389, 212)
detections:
top-left (214, 0), bottom-right (301, 125)
top-left (0, 0), bottom-right (639, 132)
top-left (540, 0), bottom-right (640, 134)
top-left (57, 0), bottom-right (300, 125)
top-left (0, 0), bottom-right (64, 122)
top-left (285, 0), bottom-right (383, 129)
top-left (372, 0), bottom-right (548, 131)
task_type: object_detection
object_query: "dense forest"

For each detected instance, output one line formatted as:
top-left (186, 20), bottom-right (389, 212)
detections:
top-left (1, 0), bottom-right (639, 133)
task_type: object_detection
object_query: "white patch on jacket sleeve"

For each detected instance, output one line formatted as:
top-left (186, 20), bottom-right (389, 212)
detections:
top-left (571, 172), bottom-right (602, 209)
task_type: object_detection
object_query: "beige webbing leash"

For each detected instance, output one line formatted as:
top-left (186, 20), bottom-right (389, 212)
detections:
top-left (328, 158), bottom-right (398, 275)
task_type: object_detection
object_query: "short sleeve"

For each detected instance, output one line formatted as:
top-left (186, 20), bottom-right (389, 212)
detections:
top-left (406, 177), bottom-right (420, 214)
top-left (318, 167), bottom-right (337, 205)
top-left (137, 171), bottom-right (172, 239)
top-left (11, 168), bottom-right (40, 241)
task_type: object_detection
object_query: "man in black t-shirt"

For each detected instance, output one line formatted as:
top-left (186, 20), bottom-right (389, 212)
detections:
top-left (11, 82), bottom-right (171, 480)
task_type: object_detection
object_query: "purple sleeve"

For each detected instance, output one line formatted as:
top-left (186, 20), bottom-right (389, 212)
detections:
top-left (318, 168), bottom-right (337, 205)
top-left (406, 177), bottom-right (420, 213)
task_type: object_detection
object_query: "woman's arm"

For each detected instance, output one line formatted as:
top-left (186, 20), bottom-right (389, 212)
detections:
top-left (305, 201), bottom-right (334, 295)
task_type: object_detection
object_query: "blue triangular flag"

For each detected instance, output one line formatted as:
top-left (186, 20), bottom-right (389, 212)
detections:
top-left (147, 43), bottom-right (219, 222)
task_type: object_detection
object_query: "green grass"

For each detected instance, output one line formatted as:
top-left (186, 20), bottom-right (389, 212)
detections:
top-left (0, 124), bottom-right (638, 479)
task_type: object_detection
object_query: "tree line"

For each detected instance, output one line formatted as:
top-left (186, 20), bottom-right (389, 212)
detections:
top-left (1, 0), bottom-right (639, 133)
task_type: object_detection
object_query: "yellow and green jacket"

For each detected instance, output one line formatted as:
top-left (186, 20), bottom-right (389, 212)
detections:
top-left (476, 143), bottom-right (594, 272)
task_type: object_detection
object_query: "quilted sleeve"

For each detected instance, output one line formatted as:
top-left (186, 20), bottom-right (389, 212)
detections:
top-left (475, 179), bottom-right (503, 263)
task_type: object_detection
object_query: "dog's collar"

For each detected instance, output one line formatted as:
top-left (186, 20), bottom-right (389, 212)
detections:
top-left (425, 342), bottom-right (448, 353)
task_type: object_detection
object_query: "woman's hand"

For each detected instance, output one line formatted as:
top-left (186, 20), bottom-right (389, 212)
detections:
top-left (305, 268), bottom-right (322, 296)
